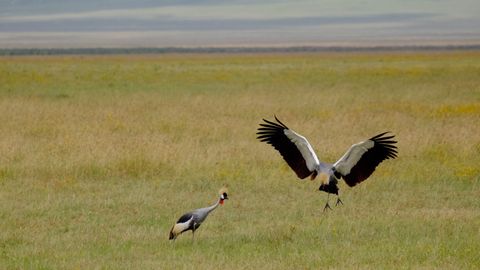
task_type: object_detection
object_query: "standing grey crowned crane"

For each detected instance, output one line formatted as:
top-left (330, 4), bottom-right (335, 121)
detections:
top-left (169, 187), bottom-right (228, 241)
top-left (256, 116), bottom-right (398, 210)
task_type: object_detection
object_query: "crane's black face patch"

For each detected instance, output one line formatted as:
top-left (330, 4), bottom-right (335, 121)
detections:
top-left (222, 192), bottom-right (229, 200)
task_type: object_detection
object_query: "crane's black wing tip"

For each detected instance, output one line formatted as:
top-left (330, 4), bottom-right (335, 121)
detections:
top-left (258, 115), bottom-right (289, 130)
top-left (371, 131), bottom-right (394, 140)
top-left (370, 131), bottom-right (398, 159)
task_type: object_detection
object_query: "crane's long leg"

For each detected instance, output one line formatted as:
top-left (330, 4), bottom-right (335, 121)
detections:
top-left (323, 194), bottom-right (332, 211)
top-left (336, 191), bottom-right (343, 206)
top-left (335, 197), bottom-right (343, 206)
top-left (192, 222), bottom-right (197, 242)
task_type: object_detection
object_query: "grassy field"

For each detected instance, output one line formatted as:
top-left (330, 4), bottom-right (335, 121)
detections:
top-left (0, 51), bottom-right (479, 269)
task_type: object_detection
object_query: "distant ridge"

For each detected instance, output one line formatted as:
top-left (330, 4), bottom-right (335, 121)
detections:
top-left (1, 45), bottom-right (480, 56)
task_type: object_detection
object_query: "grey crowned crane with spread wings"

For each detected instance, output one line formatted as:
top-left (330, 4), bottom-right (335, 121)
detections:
top-left (169, 187), bottom-right (228, 241)
top-left (256, 116), bottom-right (398, 210)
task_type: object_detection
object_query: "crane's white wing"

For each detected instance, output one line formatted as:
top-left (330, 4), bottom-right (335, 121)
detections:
top-left (169, 214), bottom-right (194, 239)
top-left (333, 132), bottom-right (398, 187)
top-left (284, 129), bottom-right (320, 171)
top-left (257, 116), bottom-right (320, 179)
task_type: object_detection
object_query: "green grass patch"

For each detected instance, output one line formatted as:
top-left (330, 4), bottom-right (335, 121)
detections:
top-left (0, 52), bottom-right (479, 269)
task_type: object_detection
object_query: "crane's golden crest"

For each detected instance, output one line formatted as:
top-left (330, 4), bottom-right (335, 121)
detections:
top-left (318, 172), bottom-right (330, 185)
top-left (218, 186), bottom-right (228, 195)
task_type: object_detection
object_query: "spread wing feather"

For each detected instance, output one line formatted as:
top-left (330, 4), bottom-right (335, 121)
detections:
top-left (257, 116), bottom-right (319, 179)
top-left (334, 132), bottom-right (398, 187)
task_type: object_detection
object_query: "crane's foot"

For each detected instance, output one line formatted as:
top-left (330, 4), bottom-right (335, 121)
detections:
top-left (323, 202), bottom-right (332, 211)
top-left (335, 198), bottom-right (343, 206)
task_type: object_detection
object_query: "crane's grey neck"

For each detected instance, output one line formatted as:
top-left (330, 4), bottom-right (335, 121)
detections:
top-left (204, 198), bottom-right (221, 214)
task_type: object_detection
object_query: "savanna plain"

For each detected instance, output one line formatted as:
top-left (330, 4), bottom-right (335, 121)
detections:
top-left (0, 51), bottom-right (479, 269)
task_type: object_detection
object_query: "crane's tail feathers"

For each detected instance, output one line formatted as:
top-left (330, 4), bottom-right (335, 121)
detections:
top-left (169, 228), bottom-right (176, 240)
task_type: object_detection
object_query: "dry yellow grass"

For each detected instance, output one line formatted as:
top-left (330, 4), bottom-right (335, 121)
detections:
top-left (0, 52), bottom-right (479, 269)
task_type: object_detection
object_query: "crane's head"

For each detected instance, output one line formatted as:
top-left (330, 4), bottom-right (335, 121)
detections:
top-left (219, 186), bottom-right (229, 205)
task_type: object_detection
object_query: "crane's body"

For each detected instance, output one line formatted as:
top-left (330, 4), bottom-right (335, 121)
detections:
top-left (169, 188), bottom-right (228, 241)
top-left (257, 116), bottom-right (397, 210)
